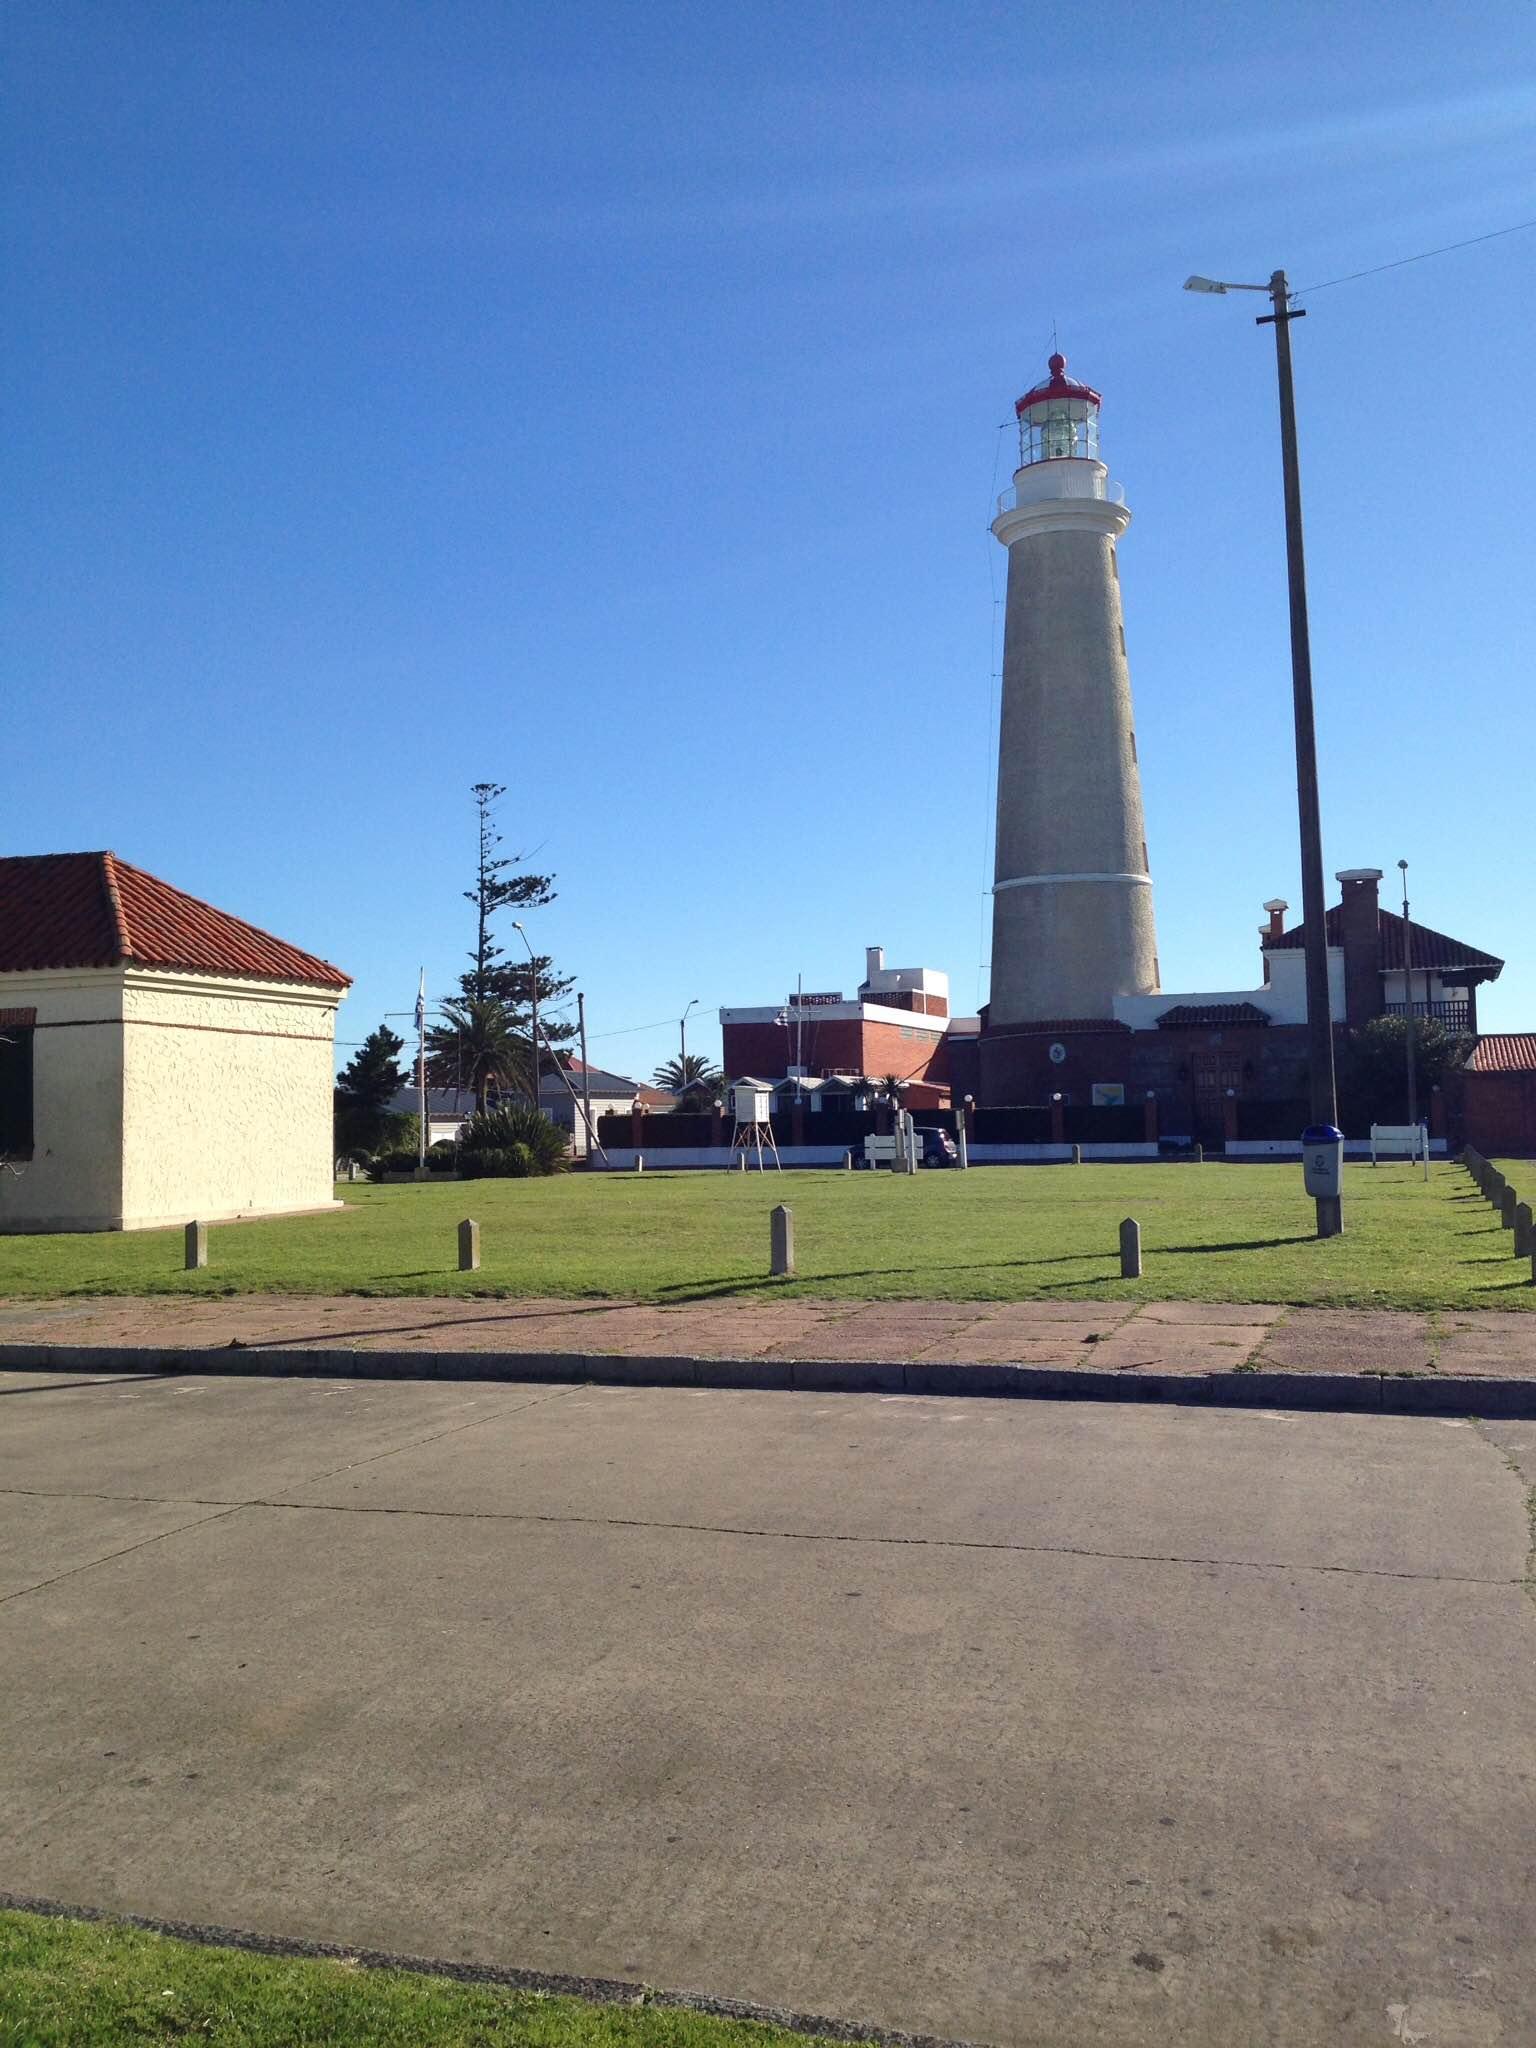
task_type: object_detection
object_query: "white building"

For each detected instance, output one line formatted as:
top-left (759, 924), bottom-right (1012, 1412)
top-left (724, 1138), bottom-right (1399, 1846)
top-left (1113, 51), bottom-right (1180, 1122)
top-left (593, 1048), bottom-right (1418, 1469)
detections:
top-left (0, 851), bottom-right (348, 1232)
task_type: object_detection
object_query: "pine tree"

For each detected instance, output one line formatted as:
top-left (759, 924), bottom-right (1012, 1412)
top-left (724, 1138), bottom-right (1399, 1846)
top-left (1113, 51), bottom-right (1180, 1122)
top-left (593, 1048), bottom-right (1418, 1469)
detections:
top-left (334, 1025), bottom-right (408, 1157)
top-left (454, 782), bottom-right (575, 1043)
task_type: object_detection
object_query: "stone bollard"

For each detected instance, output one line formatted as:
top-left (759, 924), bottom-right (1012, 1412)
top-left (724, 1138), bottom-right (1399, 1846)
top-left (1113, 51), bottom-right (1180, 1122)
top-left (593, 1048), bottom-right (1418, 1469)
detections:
top-left (1488, 1172), bottom-right (1505, 1210)
top-left (635, 1154), bottom-right (644, 1173)
top-left (458, 1218), bottom-right (480, 1273)
top-left (843, 1150), bottom-right (854, 1170)
top-left (1119, 1217), bottom-right (1142, 1279)
top-left (184, 1220), bottom-right (207, 1271)
top-left (1071, 1144), bottom-right (1083, 1166)
top-left (1502, 1185), bottom-right (1519, 1231)
top-left (770, 1203), bottom-right (794, 1278)
top-left (738, 1150), bottom-right (748, 1173)
top-left (1515, 1203), bottom-right (1534, 1258)
top-left (1194, 1143), bottom-right (1204, 1165)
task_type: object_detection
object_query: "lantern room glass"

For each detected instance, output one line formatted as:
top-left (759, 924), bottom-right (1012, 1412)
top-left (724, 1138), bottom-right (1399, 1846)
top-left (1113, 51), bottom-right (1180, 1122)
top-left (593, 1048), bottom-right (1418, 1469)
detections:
top-left (1018, 400), bottom-right (1099, 467)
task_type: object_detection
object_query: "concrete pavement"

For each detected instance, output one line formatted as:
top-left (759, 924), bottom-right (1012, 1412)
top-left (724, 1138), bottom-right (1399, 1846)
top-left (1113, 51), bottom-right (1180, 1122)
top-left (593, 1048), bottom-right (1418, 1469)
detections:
top-left (4, 1367), bottom-right (1535, 2045)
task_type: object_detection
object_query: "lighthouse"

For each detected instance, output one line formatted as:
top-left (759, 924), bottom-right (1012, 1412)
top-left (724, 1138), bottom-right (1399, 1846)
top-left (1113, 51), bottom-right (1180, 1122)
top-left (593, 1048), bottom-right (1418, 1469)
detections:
top-left (987, 354), bottom-right (1160, 1027)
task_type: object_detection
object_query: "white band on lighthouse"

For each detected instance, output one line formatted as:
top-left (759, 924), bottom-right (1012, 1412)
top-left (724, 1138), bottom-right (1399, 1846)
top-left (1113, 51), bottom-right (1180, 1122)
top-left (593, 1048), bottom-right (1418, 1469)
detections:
top-left (993, 871), bottom-right (1153, 894)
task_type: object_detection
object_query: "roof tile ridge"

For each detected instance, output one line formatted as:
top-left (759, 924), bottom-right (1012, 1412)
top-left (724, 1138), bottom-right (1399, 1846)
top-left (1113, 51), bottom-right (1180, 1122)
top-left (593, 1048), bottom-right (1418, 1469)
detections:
top-left (107, 853), bottom-right (349, 984)
top-left (99, 850), bottom-right (132, 961)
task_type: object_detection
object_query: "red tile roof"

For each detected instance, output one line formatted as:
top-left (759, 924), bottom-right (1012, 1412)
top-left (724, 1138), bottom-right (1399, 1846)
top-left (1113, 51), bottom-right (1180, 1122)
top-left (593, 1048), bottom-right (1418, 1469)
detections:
top-left (0, 852), bottom-right (349, 989)
top-left (1467, 1034), bottom-right (1536, 1073)
top-left (1265, 904), bottom-right (1502, 975)
top-left (1156, 1002), bottom-right (1271, 1028)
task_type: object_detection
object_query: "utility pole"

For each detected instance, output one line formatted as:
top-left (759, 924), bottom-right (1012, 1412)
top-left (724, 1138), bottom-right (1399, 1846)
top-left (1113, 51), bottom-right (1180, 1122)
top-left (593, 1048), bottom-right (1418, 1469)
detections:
top-left (1258, 270), bottom-right (1341, 1238)
top-left (512, 920), bottom-right (540, 1109)
top-left (1399, 860), bottom-right (1418, 1127)
top-left (578, 991), bottom-right (595, 1159)
top-left (1187, 266), bottom-right (1342, 1238)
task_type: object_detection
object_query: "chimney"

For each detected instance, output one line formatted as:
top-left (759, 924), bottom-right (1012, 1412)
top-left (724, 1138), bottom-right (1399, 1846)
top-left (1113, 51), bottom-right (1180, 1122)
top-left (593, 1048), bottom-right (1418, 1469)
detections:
top-left (1335, 869), bottom-right (1383, 1028)
top-left (1262, 898), bottom-right (1288, 943)
top-left (865, 945), bottom-right (884, 982)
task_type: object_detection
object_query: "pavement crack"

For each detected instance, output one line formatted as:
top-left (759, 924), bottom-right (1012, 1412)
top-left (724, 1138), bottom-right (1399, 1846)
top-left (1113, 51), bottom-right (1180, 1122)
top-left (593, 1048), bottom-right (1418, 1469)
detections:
top-left (183, 1495), bottom-right (1521, 1587)
top-left (283, 1381), bottom-right (587, 1490)
top-left (0, 1504), bottom-right (244, 1606)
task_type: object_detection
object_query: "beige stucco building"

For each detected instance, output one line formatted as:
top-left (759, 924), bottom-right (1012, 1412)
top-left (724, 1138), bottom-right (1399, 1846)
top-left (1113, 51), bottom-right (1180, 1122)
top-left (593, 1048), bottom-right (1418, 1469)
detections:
top-left (0, 852), bottom-right (349, 1233)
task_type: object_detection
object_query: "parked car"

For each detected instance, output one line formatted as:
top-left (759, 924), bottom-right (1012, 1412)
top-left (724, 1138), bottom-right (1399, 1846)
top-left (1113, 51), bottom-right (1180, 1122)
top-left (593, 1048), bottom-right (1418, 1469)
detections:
top-left (915, 1126), bottom-right (958, 1167)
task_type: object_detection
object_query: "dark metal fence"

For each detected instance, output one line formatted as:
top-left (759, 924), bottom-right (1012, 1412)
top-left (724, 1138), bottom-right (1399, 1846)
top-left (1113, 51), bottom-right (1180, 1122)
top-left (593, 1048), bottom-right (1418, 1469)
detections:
top-left (1234, 1099), bottom-right (1310, 1141)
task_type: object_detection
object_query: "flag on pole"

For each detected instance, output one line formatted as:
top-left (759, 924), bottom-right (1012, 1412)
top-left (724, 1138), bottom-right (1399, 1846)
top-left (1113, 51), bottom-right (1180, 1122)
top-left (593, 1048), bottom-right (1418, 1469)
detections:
top-left (415, 971), bottom-right (426, 1039)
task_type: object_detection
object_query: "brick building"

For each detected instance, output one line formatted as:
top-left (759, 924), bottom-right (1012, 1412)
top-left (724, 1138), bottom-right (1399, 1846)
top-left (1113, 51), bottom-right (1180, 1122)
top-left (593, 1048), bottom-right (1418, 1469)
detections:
top-left (1446, 1035), bottom-right (1536, 1157)
top-left (721, 947), bottom-right (960, 1112)
top-left (961, 867), bottom-right (1505, 1147)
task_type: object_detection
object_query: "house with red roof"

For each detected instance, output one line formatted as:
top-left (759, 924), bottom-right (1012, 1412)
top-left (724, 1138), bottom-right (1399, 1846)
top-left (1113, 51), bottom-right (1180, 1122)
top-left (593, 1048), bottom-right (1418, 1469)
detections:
top-left (0, 852), bottom-right (349, 1231)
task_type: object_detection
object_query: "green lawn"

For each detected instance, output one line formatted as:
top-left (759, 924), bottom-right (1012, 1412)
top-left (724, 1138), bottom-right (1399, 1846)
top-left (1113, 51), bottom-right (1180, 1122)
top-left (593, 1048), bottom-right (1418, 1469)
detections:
top-left (0, 1908), bottom-right (853, 2048)
top-left (0, 1159), bottom-right (1531, 1312)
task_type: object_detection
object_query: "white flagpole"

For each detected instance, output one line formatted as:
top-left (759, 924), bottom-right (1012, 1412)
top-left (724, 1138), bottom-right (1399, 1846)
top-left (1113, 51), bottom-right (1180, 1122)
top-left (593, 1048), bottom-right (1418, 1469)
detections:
top-left (416, 969), bottom-right (427, 1172)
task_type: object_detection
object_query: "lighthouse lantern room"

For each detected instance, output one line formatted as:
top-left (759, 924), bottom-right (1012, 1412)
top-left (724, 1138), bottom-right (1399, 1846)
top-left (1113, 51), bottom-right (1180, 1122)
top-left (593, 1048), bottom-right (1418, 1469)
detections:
top-left (1015, 352), bottom-right (1102, 466)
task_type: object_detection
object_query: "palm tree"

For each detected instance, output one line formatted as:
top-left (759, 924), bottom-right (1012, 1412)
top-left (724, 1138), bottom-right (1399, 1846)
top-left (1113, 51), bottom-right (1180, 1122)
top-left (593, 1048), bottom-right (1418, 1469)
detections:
top-left (425, 997), bottom-right (532, 1112)
top-left (652, 1052), bottom-right (723, 1096)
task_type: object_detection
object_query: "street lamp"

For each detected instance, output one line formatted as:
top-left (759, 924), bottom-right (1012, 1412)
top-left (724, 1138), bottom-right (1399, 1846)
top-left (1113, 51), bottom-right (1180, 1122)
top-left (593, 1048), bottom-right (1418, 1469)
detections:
top-left (510, 921), bottom-right (539, 1107)
top-left (1185, 267), bottom-right (1342, 1237)
top-left (679, 997), bottom-right (699, 1083)
top-left (1398, 860), bottom-right (1418, 1128)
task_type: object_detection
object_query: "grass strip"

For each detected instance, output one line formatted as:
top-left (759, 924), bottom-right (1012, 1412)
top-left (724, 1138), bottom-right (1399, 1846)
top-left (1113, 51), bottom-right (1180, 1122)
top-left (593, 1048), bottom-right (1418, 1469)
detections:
top-left (0, 1907), bottom-right (879, 2048)
top-left (0, 1163), bottom-right (1530, 1313)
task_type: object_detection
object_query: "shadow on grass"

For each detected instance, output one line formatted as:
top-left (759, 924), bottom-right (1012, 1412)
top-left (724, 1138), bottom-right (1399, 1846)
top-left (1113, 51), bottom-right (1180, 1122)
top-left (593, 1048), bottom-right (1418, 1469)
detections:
top-left (1158, 1236), bottom-right (1313, 1254)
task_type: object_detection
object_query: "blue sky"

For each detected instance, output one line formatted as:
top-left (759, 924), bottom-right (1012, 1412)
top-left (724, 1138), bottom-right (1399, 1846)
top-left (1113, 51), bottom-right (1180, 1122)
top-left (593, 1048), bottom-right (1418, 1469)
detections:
top-left (6, 2), bottom-right (1534, 1081)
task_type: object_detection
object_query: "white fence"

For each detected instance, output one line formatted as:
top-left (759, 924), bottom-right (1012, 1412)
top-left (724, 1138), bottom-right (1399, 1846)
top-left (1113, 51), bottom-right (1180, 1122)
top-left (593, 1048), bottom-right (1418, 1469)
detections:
top-left (596, 1143), bottom-right (1163, 1171)
top-left (1226, 1137), bottom-right (1448, 1159)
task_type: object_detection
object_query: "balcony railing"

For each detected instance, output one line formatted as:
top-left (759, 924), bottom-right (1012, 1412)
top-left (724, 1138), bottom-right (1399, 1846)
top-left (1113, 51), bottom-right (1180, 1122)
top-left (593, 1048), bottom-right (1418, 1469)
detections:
top-left (1383, 1001), bottom-right (1469, 1030)
top-left (996, 473), bottom-right (1124, 516)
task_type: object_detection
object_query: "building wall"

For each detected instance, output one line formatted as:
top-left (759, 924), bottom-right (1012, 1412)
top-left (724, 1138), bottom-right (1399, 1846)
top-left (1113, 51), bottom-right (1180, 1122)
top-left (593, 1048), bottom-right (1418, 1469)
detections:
top-left (1111, 949), bottom-right (1345, 1030)
top-left (0, 969), bottom-right (126, 1231)
top-left (1453, 1070), bottom-right (1536, 1157)
top-left (541, 1089), bottom-right (629, 1156)
top-left (724, 1015), bottom-right (948, 1090)
top-left (118, 969), bottom-right (342, 1228)
top-left (978, 1019), bottom-right (1316, 1130)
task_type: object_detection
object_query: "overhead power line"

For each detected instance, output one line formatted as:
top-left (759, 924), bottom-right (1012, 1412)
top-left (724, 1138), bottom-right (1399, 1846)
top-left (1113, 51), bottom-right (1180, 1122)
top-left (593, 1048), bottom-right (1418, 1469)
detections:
top-left (1299, 216), bottom-right (1536, 295)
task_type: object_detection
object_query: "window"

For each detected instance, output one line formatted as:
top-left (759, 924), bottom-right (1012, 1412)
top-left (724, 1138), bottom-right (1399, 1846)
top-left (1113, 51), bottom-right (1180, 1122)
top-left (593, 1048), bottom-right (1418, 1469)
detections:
top-left (0, 1023), bottom-right (34, 1157)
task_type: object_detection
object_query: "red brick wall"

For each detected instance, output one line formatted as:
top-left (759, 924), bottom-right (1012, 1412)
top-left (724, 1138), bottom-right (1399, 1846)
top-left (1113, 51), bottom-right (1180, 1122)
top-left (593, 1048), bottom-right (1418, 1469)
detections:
top-left (1457, 1071), bottom-right (1536, 1156)
top-left (723, 1016), bottom-right (948, 1090)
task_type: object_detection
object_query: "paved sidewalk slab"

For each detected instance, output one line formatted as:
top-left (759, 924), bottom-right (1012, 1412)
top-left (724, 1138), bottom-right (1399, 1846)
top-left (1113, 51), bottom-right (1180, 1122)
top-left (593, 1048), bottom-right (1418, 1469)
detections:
top-left (1256, 1309), bottom-right (1436, 1374)
top-left (3, 1294), bottom-right (1536, 1415)
top-left (1090, 1321), bottom-right (1271, 1374)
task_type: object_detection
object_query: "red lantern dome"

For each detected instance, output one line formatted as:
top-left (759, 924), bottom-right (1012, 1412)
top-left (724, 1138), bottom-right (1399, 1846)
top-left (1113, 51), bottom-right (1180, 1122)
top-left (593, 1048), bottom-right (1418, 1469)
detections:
top-left (1015, 352), bottom-right (1102, 419)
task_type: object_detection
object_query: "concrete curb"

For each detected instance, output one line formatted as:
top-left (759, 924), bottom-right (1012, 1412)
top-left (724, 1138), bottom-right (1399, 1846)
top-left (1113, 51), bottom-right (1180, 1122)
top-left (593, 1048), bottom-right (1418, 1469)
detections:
top-left (6, 1340), bottom-right (1536, 1416)
top-left (0, 1891), bottom-right (983, 2048)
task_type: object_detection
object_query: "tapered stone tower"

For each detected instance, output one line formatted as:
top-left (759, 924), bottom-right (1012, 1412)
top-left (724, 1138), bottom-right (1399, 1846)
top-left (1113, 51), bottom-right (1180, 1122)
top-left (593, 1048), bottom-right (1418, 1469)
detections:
top-left (988, 353), bottom-right (1159, 1024)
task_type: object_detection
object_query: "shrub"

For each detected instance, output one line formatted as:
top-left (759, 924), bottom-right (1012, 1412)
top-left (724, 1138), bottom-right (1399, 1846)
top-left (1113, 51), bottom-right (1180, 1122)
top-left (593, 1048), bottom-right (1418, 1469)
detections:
top-left (459, 1104), bottom-right (569, 1177)
top-left (462, 1143), bottom-right (539, 1179)
top-left (367, 1148), bottom-right (421, 1181)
